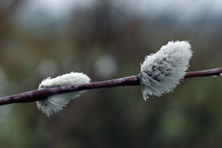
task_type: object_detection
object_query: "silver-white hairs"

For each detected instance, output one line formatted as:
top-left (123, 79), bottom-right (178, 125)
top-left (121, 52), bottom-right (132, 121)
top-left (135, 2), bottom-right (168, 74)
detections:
top-left (37, 72), bottom-right (91, 117)
top-left (140, 41), bottom-right (193, 100)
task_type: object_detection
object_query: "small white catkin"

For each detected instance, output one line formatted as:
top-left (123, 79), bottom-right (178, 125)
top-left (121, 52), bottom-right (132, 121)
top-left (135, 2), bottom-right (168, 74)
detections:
top-left (37, 72), bottom-right (91, 117)
top-left (140, 40), bottom-right (193, 100)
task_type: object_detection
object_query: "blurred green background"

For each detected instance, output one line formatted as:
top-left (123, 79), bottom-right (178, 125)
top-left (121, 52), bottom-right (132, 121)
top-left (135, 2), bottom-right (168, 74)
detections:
top-left (1, 0), bottom-right (222, 147)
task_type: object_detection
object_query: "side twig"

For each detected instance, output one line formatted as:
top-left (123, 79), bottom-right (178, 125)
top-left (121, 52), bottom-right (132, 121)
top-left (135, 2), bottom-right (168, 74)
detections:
top-left (0, 67), bottom-right (221, 106)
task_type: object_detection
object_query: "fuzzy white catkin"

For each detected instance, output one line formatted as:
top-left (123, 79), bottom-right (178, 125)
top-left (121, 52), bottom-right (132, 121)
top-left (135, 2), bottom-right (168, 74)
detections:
top-left (140, 41), bottom-right (193, 100)
top-left (37, 72), bottom-right (91, 117)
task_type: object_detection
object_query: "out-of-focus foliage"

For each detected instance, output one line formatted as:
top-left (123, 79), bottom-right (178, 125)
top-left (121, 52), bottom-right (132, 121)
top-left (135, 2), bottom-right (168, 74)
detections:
top-left (0, 0), bottom-right (222, 147)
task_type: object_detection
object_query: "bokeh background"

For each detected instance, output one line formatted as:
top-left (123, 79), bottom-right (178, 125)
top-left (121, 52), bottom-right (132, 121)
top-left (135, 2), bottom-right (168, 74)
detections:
top-left (1, 0), bottom-right (222, 147)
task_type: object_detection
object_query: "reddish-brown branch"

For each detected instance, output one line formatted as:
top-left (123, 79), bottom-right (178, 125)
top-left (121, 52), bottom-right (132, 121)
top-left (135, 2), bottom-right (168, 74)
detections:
top-left (185, 67), bottom-right (222, 78)
top-left (0, 75), bottom-right (140, 105)
top-left (0, 67), bottom-right (221, 106)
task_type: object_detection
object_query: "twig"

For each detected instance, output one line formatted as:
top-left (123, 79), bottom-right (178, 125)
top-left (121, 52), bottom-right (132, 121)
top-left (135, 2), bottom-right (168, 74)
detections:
top-left (185, 67), bottom-right (222, 78)
top-left (0, 67), bottom-right (221, 106)
top-left (0, 75), bottom-right (140, 105)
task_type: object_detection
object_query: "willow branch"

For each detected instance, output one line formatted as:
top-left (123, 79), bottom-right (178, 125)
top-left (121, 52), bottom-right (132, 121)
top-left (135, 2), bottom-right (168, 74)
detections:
top-left (0, 75), bottom-right (140, 106)
top-left (0, 67), bottom-right (221, 106)
top-left (185, 67), bottom-right (222, 78)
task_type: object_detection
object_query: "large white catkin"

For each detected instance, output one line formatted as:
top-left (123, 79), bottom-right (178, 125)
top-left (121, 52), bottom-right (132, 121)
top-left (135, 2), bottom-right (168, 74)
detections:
top-left (140, 41), bottom-right (193, 100)
top-left (37, 72), bottom-right (91, 117)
